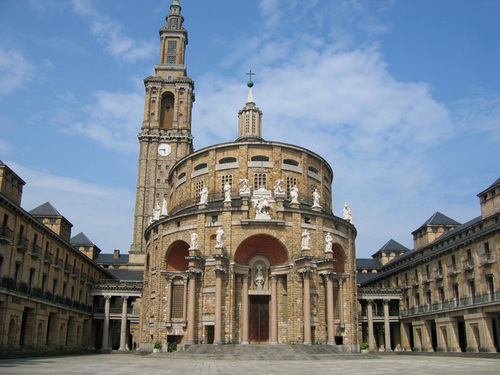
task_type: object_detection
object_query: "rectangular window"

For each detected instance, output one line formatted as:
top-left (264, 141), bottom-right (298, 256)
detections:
top-left (221, 175), bottom-right (233, 194)
top-left (171, 284), bottom-right (184, 319)
top-left (486, 275), bottom-right (494, 300)
top-left (167, 55), bottom-right (176, 65)
top-left (28, 268), bottom-right (36, 288)
top-left (170, 18), bottom-right (178, 29)
top-left (14, 262), bottom-right (21, 283)
top-left (195, 181), bottom-right (204, 198)
top-left (254, 173), bottom-right (267, 190)
top-left (286, 176), bottom-right (297, 195)
top-left (167, 40), bottom-right (177, 53)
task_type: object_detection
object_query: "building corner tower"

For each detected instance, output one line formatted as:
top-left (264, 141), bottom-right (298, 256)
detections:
top-left (130, 0), bottom-right (194, 262)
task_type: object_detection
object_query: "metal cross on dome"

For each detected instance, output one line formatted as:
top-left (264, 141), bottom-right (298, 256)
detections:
top-left (246, 70), bottom-right (255, 81)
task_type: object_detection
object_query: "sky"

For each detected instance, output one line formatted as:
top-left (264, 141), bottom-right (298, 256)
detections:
top-left (0, 0), bottom-right (499, 258)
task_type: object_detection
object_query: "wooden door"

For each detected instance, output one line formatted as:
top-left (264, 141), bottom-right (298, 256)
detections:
top-left (250, 295), bottom-right (269, 343)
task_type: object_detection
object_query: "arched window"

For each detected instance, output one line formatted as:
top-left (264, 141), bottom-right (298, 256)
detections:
top-left (283, 159), bottom-right (299, 166)
top-left (160, 92), bottom-right (175, 129)
top-left (194, 163), bottom-right (208, 171)
top-left (251, 155), bottom-right (269, 162)
top-left (219, 157), bottom-right (237, 164)
top-left (308, 166), bottom-right (319, 174)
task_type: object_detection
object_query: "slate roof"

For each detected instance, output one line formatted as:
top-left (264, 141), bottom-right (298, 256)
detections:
top-left (71, 232), bottom-right (94, 245)
top-left (106, 269), bottom-right (143, 281)
top-left (29, 202), bottom-right (62, 216)
top-left (94, 253), bottom-right (130, 264)
top-left (478, 176), bottom-right (500, 195)
top-left (357, 272), bottom-right (380, 285)
top-left (356, 258), bottom-right (382, 269)
top-left (413, 211), bottom-right (461, 233)
top-left (378, 239), bottom-right (410, 252)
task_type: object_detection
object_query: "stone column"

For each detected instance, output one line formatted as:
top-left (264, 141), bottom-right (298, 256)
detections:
top-left (383, 299), bottom-right (392, 351)
top-left (166, 279), bottom-right (172, 322)
top-left (183, 278), bottom-right (188, 322)
top-left (270, 275), bottom-right (278, 344)
top-left (241, 274), bottom-right (249, 345)
top-left (102, 296), bottom-right (111, 350)
top-left (325, 274), bottom-right (335, 345)
top-left (214, 270), bottom-right (224, 345)
top-left (367, 299), bottom-right (375, 351)
top-left (119, 296), bottom-right (128, 351)
top-left (187, 274), bottom-right (197, 345)
top-left (302, 271), bottom-right (312, 345)
top-left (338, 279), bottom-right (344, 327)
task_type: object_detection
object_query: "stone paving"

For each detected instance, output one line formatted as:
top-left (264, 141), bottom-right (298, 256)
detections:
top-left (1, 353), bottom-right (499, 375)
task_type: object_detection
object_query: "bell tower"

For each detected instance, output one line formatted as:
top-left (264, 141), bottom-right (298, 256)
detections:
top-left (237, 71), bottom-right (263, 141)
top-left (130, 0), bottom-right (194, 258)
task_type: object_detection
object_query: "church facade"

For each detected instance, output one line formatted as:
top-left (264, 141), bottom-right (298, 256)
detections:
top-left (136, 1), bottom-right (358, 350)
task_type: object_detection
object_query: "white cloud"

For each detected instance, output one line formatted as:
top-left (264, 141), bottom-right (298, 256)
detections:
top-left (70, 0), bottom-right (155, 63)
top-left (68, 90), bottom-right (143, 153)
top-left (0, 47), bottom-right (36, 99)
top-left (7, 161), bottom-right (135, 252)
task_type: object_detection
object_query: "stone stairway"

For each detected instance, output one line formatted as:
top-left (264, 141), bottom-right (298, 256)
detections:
top-left (151, 344), bottom-right (374, 361)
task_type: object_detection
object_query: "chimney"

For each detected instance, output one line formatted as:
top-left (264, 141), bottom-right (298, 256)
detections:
top-left (113, 249), bottom-right (120, 259)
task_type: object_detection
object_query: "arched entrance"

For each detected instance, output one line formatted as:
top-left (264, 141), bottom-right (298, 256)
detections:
top-left (234, 234), bottom-right (288, 344)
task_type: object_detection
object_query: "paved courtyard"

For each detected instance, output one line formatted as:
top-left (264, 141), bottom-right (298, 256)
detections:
top-left (0, 353), bottom-right (499, 375)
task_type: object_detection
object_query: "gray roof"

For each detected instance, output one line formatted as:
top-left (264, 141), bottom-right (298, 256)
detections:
top-left (71, 232), bottom-right (94, 245)
top-left (478, 176), bottom-right (500, 196)
top-left (414, 211), bottom-right (461, 232)
top-left (106, 269), bottom-right (143, 281)
top-left (357, 272), bottom-right (380, 285)
top-left (371, 239), bottom-right (410, 257)
top-left (94, 253), bottom-right (130, 264)
top-left (29, 201), bottom-right (62, 216)
top-left (356, 258), bottom-right (382, 269)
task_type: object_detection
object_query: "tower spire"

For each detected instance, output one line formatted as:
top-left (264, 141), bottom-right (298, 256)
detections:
top-left (237, 71), bottom-right (263, 142)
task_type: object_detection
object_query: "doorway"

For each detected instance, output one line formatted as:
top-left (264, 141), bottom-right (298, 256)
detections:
top-left (250, 295), bottom-right (269, 343)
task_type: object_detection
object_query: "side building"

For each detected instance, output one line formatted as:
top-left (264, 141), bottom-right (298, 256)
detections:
top-left (357, 177), bottom-right (500, 353)
top-left (0, 161), bottom-right (114, 351)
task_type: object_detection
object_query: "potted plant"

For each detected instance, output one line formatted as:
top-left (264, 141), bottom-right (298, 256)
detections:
top-left (153, 341), bottom-right (163, 353)
top-left (360, 342), bottom-right (370, 354)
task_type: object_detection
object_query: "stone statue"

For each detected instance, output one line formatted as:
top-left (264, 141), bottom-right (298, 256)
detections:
top-left (343, 202), bottom-right (352, 223)
top-left (290, 185), bottom-right (299, 204)
top-left (301, 229), bottom-right (311, 250)
top-left (215, 227), bottom-right (224, 248)
top-left (325, 232), bottom-right (333, 253)
top-left (239, 178), bottom-right (251, 195)
top-left (199, 186), bottom-right (208, 205)
top-left (224, 181), bottom-right (232, 202)
top-left (189, 232), bottom-right (198, 249)
top-left (254, 196), bottom-right (273, 220)
top-left (274, 179), bottom-right (286, 195)
top-left (161, 198), bottom-right (168, 216)
top-left (254, 265), bottom-right (265, 290)
top-left (312, 189), bottom-right (321, 208)
top-left (153, 203), bottom-right (160, 221)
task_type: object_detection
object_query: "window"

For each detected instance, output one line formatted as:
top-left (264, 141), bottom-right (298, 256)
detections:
top-left (14, 262), bottom-right (21, 283)
top-left (167, 40), bottom-right (177, 53)
top-left (254, 173), bottom-right (267, 189)
top-left (286, 176), bottom-right (297, 196)
top-left (468, 279), bottom-right (476, 301)
top-left (170, 17), bottom-right (178, 29)
top-left (171, 282), bottom-right (184, 319)
top-left (251, 155), bottom-right (269, 162)
top-left (486, 275), bottom-right (494, 300)
top-left (283, 159), bottom-right (299, 166)
top-left (52, 279), bottom-right (58, 295)
top-left (415, 293), bottom-right (420, 306)
top-left (308, 166), bottom-right (319, 174)
top-left (178, 172), bottom-right (186, 180)
top-left (194, 163), bottom-right (208, 171)
top-left (167, 55), bottom-right (176, 65)
top-left (426, 290), bottom-right (431, 306)
top-left (221, 175), bottom-right (233, 194)
top-left (195, 181), bottom-right (204, 197)
top-left (453, 283), bottom-right (459, 301)
top-left (42, 273), bottom-right (47, 292)
top-left (438, 287), bottom-right (444, 303)
top-left (219, 157), bottom-right (236, 164)
top-left (28, 268), bottom-right (36, 288)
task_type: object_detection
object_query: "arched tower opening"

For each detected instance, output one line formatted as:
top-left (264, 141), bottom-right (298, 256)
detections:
top-left (332, 243), bottom-right (345, 273)
top-left (160, 92), bottom-right (175, 129)
top-left (165, 240), bottom-right (189, 271)
top-left (234, 234), bottom-right (288, 265)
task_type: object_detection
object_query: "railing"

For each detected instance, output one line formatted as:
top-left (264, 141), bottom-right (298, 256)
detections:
top-left (54, 257), bottom-right (62, 269)
top-left (17, 236), bottom-right (29, 252)
top-left (71, 268), bottom-right (79, 278)
top-left (28, 244), bottom-right (42, 258)
top-left (0, 277), bottom-right (92, 313)
top-left (0, 226), bottom-right (14, 244)
top-left (64, 263), bottom-right (72, 274)
top-left (44, 252), bottom-right (53, 264)
top-left (401, 291), bottom-right (500, 317)
top-left (463, 259), bottom-right (474, 271)
top-left (447, 264), bottom-right (460, 276)
top-left (480, 253), bottom-right (496, 265)
top-left (434, 269), bottom-right (444, 279)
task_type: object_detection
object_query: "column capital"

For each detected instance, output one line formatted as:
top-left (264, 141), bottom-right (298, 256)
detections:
top-left (121, 295), bottom-right (129, 301)
top-left (270, 274), bottom-right (278, 283)
top-left (104, 295), bottom-right (111, 301)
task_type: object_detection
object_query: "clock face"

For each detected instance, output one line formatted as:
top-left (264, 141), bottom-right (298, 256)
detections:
top-left (158, 143), bottom-right (171, 156)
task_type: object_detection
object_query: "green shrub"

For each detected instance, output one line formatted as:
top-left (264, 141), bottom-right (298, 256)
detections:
top-left (361, 343), bottom-right (369, 350)
top-left (154, 341), bottom-right (163, 349)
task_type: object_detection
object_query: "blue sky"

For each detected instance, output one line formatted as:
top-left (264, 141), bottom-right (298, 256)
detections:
top-left (1, 0), bottom-right (499, 257)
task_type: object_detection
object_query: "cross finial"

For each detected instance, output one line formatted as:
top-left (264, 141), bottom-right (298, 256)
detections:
top-left (246, 70), bottom-right (255, 87)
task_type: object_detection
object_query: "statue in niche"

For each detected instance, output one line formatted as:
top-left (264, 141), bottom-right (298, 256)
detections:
top-left (290, 185), bottom-right (299, 204)
top-left (239, 178), bottom-right (251, 195)
top-left (301, 229), bottom-right (311, 250)
top-left (161, 198), bottom-right (168, 216)
top-left (254, 265), bottom-right (265, 290)
top-left (215, 227), bottom-right (224, 248)
top-left (274, 179), bottom-right (286, 195)
top-left (254, 196), bottom-right (273, 220)
top-left (153, 203), bottom-right (161, 221)
top-left (343, 202), bottom-right (353, 223)
top-left (189, 232), bottom-right (198, 250)
top-left (224, 181), bottom-right (232, 202)
top-left (325, 232), bottom-right (333, 253)
top-left (312, 189), bottom-right (321, 208)
top-left (199, 186), bottom-right (208, 205)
